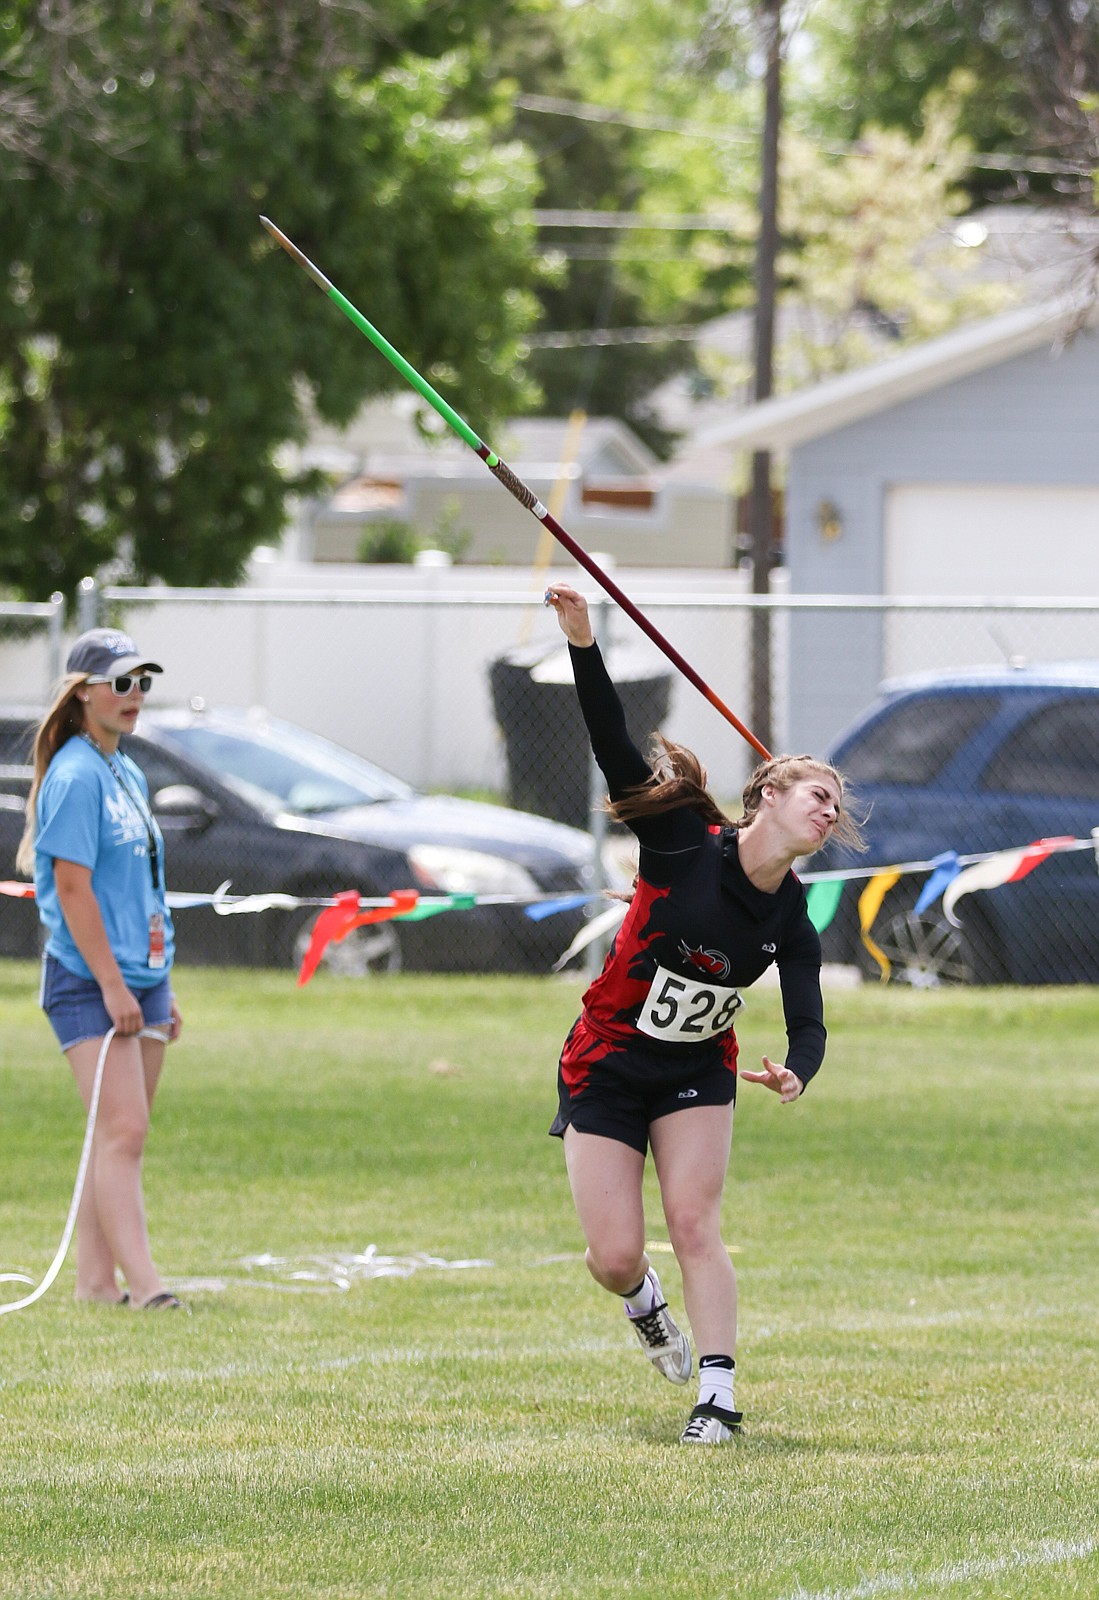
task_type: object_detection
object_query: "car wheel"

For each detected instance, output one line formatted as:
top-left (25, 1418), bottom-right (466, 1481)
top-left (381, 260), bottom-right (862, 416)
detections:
top-left (284, 910), bottom-right (403, 977)
top-left (857, 897), bottom-right (1004, 987)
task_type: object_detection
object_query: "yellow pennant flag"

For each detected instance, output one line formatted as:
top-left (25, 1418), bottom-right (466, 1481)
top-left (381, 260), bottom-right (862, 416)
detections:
top-left (858, 870), bottom-right (902, 981)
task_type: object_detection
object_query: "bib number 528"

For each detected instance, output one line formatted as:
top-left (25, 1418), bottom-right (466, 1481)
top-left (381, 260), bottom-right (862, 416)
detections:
top-left (637, 964), bottom-right (743, 1042)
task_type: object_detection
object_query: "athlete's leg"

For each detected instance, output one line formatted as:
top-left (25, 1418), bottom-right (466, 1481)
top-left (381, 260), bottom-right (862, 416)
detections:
top-left (649, 1103), bottom-right (737, 1358)
top-left (562, 1126), bottom-right (648, 1294)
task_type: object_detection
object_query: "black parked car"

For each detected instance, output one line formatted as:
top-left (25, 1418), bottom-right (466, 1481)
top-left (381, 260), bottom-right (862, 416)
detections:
top-left (0, 704), bottom-right (598, 974)
top-left (816, 664), bottom-right (1099, 985)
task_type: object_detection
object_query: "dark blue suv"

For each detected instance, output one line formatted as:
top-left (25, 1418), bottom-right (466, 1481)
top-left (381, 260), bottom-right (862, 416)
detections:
top-left (817, 664), bottom-right (1099, 985)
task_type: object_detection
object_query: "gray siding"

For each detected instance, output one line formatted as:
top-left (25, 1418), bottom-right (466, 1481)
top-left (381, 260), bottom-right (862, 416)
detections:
top-left (783, 328), bottom-right (1099, 752)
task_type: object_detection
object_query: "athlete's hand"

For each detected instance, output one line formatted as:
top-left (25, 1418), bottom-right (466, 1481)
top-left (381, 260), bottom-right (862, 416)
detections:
top-left (740, 1055), bottom-right (804, 1102)
top-left (544, 583), bottom-right (594, 647)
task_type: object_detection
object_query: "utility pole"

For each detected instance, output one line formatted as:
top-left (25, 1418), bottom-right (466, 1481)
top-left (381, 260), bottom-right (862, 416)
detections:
top-left (748, 0), bottom-right (782, 756)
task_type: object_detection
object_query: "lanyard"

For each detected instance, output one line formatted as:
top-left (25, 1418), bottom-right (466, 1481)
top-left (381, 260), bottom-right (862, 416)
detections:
top-left (81, 734), bottom-right (161, 892)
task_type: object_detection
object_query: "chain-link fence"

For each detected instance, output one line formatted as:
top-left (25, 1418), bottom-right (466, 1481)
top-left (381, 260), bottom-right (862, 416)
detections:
top-left (0, 582), bottom-right (1096, 983)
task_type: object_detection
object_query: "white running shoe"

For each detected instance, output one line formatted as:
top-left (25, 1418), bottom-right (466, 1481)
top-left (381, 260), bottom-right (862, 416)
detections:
top-left (679, 1401), bottom-right (743, 1444)
top-left (626, 1270), bottom-right (692, 1385)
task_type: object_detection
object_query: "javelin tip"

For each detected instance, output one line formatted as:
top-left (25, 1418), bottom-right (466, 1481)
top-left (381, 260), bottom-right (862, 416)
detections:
top-left (258, 216), bottom-right (333, 294)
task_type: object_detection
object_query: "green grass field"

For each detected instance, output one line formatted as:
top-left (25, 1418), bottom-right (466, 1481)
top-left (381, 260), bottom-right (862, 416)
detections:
top-left (1, 961), bottom-right (1097, 1599)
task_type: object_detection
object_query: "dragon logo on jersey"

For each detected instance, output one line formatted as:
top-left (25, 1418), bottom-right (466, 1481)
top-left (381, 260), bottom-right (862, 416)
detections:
top-left (679, 941), bottom-right (731, 980)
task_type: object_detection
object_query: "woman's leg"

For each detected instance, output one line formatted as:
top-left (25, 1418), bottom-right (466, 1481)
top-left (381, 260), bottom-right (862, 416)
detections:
top-left (140, 1033), bottom-right (166, 1112)
top-left (66, 1034), bottom-right (165, 1307)
top-left (73, 1158), bottom-right (123, 1302)
top-left (649, 1103), bottom-right (737, 1358)
top-left (562, 1126), bottom-right (648, 1293)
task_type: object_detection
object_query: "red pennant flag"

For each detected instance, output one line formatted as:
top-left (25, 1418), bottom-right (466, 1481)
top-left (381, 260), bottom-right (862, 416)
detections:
top-left (297, 889), bottom-right (418, 986)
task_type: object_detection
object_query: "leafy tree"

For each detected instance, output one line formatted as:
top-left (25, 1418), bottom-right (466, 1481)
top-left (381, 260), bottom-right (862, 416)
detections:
top-left (485, 0), bottom-right (766, 457)
top-left (801, 0), bottom-right (1099, 206)
top-left (0, 1), bottom-right (540, 600)
top-left (775, 90), bottom-right (1015, 383)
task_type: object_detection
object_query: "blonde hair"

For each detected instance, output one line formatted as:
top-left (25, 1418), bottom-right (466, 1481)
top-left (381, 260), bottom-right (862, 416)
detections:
top-left (740, 753), bottom-right (866, 853)
top-left (608, 742), bottom-right (865, 854)
top-left (15, 674), bottom-right (91, 877)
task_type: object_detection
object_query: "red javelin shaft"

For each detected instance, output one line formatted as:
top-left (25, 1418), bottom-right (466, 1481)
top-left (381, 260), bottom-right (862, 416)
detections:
top-left (478, 448), bottom-right (772, 759)
top-left (259, 216), bottom-right (772, 761)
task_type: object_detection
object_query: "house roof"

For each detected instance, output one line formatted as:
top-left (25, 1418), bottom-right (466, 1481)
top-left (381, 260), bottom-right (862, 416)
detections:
top-left (290, 395), bottom-right (658, 483)
top-left (686, 295), bottom-right (1098, 456)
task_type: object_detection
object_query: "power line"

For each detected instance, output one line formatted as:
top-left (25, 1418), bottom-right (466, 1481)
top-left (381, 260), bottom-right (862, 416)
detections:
top-left (515, 91), bottom-right (1093, 179)
top-left (533, 208), bottom-right (745, 230)
top-left (524, 326), bottom-right (702, 349)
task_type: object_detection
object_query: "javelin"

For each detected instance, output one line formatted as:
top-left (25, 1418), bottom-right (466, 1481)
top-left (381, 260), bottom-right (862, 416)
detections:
top-left (259, 216), bottom-right (772, 760)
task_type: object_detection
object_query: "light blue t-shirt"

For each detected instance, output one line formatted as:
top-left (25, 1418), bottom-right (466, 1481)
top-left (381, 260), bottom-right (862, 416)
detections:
top-left (34, 736), bottom-right (175, 989)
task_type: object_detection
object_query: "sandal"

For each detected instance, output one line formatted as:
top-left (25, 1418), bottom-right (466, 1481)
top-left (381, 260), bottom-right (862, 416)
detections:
top-left (142, 1291), bottom-right (185, 1311)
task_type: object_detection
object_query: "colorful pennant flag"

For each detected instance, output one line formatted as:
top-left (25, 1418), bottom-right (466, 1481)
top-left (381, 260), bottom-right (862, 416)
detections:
top-left (524, 892), bottom-right (600, 922)
top-left (297, 889), bottom-right (419, 986)
top-left (394, 894), bottom-right (477, 923)
top-left (913, 852), bottom-right (962, 915)
top-left (942, 836), bottom-right (1078, 927)
top-left (551, 901), bottom-right (629, 971)
top-left (858, 870), bottom-right (903, 981)
top-left (805, 879), bottom-right (845, 934)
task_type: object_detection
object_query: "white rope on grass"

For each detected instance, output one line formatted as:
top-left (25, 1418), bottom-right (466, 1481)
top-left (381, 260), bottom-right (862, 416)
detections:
top-left (777, 1536), bottom-right (1098, 1600)
top-left (0, 1024), bottom-right (168, 1318)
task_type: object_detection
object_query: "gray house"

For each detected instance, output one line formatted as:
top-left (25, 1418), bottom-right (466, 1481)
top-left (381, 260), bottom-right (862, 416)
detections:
top-left (685, 297), bottom-right (1099, 751)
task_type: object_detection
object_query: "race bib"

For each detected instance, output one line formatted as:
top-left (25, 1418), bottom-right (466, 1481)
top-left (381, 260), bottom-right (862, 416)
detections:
top-left (636, 963), bottom-right (743, 1043)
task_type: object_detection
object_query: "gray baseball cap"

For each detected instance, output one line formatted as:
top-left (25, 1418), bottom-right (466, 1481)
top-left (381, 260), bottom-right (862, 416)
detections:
top-left (66, 628), bottom-right (163, 679)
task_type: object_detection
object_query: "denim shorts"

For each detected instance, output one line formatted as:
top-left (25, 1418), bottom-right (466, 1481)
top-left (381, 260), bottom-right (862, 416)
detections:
top-left (40, 954), bottom-right (173, 1052)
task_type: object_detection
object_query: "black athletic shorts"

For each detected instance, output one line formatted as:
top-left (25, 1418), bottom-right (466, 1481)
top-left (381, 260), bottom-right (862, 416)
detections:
top-left (549, 1012), bottom-right (738, 1155)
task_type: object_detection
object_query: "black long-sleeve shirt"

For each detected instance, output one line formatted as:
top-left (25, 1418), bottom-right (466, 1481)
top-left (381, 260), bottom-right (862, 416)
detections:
top-left (571, 641), bottom-right (826, 1088)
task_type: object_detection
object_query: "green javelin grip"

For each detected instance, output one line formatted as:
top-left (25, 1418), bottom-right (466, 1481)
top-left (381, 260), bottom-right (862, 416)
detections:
top-left (258, 217), bottom-right (772, 759)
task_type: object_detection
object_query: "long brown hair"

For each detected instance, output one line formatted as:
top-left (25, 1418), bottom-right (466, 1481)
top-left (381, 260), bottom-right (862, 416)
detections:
top-left (608, 740), bottom-right (865, 853)
top-left (608, 736), bottom-right (729, 829)
top-left (15, 674), bottom-right (91, 876)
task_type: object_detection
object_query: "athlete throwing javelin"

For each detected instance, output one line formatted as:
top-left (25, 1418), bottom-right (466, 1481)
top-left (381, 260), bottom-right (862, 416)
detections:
top-left (545, 583), bottom-right (863, 1444)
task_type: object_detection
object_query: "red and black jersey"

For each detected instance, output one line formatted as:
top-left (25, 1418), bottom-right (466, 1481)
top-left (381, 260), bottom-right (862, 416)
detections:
top-left (570, 641), bottom-right (826, 1090)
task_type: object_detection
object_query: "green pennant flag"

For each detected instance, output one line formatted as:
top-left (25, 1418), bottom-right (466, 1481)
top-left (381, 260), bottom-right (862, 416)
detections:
top-left (806, 879), bottom-right (845, 933)
top-left (396, 895), bottom-right (478, 922)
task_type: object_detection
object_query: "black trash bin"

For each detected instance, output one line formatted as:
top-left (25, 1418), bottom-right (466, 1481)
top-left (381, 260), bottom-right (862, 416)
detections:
top-left (490, 642), bottom-right (673, 827)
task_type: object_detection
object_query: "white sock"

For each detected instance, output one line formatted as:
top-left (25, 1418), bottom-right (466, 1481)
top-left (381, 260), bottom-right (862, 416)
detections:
top-left (622, 1269), bottom-right (659, 1318)
top-left (697, 1354), bottom-right (735, 1412)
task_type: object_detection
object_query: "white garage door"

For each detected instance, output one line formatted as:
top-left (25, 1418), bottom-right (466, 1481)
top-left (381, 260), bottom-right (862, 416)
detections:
top-left (883, 483), bottom-right (1099, 674)
top-left (885, 483), bottom-right (1099, 595)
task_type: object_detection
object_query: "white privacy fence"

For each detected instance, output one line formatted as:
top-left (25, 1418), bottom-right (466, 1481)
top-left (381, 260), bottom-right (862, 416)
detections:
top-left (1, 576), bottom-right (1097, 801)
top-left (2, 575), bottom-right (1096, 982)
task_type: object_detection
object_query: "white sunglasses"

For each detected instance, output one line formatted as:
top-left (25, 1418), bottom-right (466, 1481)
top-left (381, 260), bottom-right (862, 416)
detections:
top-left (85, 672), bottom-right (155, 696)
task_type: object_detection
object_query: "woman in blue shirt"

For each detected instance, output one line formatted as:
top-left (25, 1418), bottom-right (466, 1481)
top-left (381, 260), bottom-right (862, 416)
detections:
top-left (18, 629), bottom-right (183, 1310)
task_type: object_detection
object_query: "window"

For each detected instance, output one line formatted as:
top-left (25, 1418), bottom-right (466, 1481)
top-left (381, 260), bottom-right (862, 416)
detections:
top-left (126, 741), bottom-right (192, 801)
top-left (981, 697), bottom-right (1099, 801)
top-left (0, 718), bottom-right (35, 766)
top-left (158, 718), bottom-right (411, 815)
top-left (839, 694), bottom-right (1000, 786)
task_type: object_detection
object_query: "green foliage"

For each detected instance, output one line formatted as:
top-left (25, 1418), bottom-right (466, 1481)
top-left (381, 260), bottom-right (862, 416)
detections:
top-left (356, 518), bottom-right (422, 564)
top-left (775, 88), bottom-right (1016, 385)
top-left (356, 496), bottom-right (472, 563)
top-left (1, 967), bottom-right (1098, 1596)
top-left (485, 0), bottom-right (765, 457)
top-left (0, 2), bottom-right (541, 600)
top-left (802, 0), bottom-right (1099, 206)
